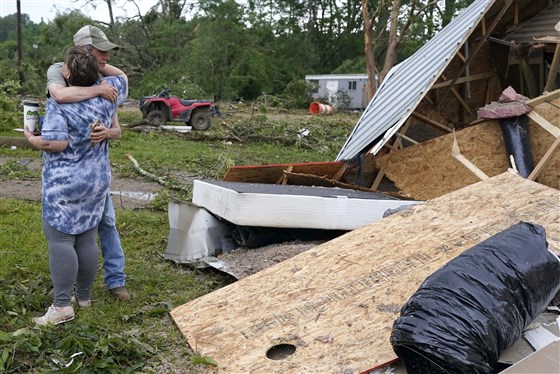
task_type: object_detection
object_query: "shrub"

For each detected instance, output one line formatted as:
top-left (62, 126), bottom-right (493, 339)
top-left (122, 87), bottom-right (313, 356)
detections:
top-left (282, 79), bottom-right (315, 109)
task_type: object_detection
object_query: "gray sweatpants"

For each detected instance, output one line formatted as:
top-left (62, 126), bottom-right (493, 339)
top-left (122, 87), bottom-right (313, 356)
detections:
top-left (42, 219), bottom-right (99, 307)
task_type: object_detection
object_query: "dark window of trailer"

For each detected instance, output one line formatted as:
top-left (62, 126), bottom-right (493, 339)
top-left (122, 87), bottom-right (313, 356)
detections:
top-left (309, 80), bottom-right (319, 93)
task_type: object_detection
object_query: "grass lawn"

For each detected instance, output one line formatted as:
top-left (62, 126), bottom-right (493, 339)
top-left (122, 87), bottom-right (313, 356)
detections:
top-left (0, 197), bottom-right (235, 372)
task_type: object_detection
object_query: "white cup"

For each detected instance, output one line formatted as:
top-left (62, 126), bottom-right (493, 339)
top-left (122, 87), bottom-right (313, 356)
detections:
top-left (23, 101), bottom-right (39, 132)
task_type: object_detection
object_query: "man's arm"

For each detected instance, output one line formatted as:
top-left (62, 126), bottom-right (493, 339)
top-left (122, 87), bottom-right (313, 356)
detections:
top-left (49, 81), bottom-right (118, 103)
top-left (100, 65), bottom-right (129, 99)
top-left (47, 62), bottom-right (122, 103)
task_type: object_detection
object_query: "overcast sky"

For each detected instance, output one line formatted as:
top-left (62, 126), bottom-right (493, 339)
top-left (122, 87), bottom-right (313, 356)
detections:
top-left (0, 0), bottom-right (159, 23)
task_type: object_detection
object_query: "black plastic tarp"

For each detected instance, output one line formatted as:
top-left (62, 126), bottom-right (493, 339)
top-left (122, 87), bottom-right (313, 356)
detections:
top-left (390, 221), bottom-right (560, 374)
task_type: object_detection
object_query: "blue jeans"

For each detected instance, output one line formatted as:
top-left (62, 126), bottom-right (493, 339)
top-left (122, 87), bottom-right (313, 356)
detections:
top-left (98, 196), bottom-right (126, 289)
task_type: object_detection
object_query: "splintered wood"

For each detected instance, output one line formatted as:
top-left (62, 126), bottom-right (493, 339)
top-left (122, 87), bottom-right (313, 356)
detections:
top-left (223, 162), bottom-right (346, 184)
top-left (376, 99), bottom-right (560, 200)
top-left (170, 172), bottom-right (560, 374)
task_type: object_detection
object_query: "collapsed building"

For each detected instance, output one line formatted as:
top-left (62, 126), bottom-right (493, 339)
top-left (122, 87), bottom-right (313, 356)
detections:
top-left (168, 1), bottom-right (560, 372)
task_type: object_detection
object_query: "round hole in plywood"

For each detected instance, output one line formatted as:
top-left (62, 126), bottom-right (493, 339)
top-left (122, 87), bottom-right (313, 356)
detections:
top-left (266, 344), bottom-right (296, 360)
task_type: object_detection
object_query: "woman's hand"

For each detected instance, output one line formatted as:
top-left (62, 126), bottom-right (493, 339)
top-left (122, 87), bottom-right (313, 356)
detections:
top-left (23, 125), bottom-right (39, 141)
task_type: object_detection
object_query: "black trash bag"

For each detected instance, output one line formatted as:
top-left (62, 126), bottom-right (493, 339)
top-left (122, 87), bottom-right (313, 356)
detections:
top-left (390, 221), bottom-right (560, 374)
top-left (498, 115), bottom-right (534, 178)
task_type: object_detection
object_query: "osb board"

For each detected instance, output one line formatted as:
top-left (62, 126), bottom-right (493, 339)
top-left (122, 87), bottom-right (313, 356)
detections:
top-left (223, 161), bottom-right (345, 184)
top-left (170, 172), bottom-right (560, 374)
top-left (376, 100), bottom-right (560, 200)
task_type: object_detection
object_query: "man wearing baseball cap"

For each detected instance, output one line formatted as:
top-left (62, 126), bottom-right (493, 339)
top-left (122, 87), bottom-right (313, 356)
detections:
top-left (73, 25), bottom-right (120, 52)
top-left (45, 25), bottom-right (131, 302)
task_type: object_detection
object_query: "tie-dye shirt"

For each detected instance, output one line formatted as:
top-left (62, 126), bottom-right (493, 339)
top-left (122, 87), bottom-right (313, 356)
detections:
top-left (41, 75), bottom-right (126, 235)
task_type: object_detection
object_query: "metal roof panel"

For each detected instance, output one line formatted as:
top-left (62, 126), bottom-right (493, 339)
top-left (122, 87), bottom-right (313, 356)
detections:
top-left (336, 0), bottom-right (494, 161)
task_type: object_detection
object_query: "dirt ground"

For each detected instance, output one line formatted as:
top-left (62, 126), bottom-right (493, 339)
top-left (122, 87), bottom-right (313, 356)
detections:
top-left (0, 155), bottom-right (162, 210)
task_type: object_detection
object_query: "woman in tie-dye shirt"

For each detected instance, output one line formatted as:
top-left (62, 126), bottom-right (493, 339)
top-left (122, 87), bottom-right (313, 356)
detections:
top-left (25, 46), bottom-right (126, 325)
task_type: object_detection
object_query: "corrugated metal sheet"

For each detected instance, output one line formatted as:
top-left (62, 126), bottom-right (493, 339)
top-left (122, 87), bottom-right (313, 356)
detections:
top-left (505, 2), bottom-right (560, 43)
top-left (336, 0), bottom-right (494, 161)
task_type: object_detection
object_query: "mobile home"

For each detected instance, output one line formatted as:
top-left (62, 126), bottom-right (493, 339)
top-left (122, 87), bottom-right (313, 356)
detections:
top-left (305, 74), bottom-right (369, 110)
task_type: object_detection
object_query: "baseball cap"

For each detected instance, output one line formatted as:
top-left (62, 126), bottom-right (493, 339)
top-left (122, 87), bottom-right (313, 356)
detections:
top-left (73, 25), bottom-right (120, 51)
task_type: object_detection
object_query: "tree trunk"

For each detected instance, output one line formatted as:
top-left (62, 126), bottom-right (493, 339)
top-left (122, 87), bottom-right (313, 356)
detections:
top-left (105, 0), bottom-right (115, 30)
top-left (16, 0), bottom-right (24, 85)
top-left (362, 0), bottom-right (377, 101)
top-left (379, 0), bottom-right (401, 84)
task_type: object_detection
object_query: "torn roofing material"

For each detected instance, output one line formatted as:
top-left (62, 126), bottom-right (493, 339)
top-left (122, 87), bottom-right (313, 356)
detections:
top-left (336, 0), bottom-right (494, 162)
top-left (504, 1), bottom-right (560, 44)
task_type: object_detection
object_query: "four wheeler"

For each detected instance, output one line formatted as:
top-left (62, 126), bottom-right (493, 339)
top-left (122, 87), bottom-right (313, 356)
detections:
top-left (139, 88), bottom-right (219, 131)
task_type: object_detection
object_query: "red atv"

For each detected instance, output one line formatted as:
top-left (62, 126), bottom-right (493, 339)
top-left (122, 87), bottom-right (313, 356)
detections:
top-left (139, 88), bottom-right (219, 130)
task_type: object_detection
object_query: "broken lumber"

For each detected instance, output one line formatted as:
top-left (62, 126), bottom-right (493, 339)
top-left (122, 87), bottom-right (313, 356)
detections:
top-left (452, 134), bottom-right (489, 180)
top-left (376, 98), bottom-right (560, 200)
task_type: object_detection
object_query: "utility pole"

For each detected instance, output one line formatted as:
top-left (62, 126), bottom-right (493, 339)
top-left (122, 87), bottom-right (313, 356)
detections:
top-left (16, 0), bottom-right (24, 84)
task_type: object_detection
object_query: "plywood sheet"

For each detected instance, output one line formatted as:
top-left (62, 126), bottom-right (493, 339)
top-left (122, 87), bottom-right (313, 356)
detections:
top-left (376, 100), bottom-right (560, 200)
top-left (171, 172), bottom-right (560, 374)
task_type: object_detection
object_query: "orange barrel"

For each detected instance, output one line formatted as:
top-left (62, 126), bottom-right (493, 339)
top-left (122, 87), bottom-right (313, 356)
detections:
top-left (309, 102), bottom-right (334, 115)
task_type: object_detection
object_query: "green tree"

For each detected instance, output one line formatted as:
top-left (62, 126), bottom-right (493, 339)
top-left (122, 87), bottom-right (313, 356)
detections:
top-left (362, 0), bottom-right (475, 100)
top-left (186, 0), bottom-right (269, 101)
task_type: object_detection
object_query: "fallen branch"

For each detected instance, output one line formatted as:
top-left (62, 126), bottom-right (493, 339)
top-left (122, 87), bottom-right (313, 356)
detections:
top-left (125, 153), bottom-right (191, 193)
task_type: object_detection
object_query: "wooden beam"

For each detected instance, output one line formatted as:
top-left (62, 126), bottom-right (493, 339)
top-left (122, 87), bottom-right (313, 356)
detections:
top-left (442, 74), bottom-right (472, 115)
top-left (452, 135), bottom-right (489, 180)
top-left (395, 132), bottom-right (419, 145)
top-left (545, 43), bottom-right (560, 92)
top-left (448, 0), bottom-right (514, 92)
top-left (533, 36), bottom-right (560, 43)
top-left (527, 111), bottom-right (560, 137)
top-left (528, 135), bottom-right (560, 181)
top-left (411, 112), bottom-right (454, 133)
top-left (527, 89), bottom-right (560, 107)
top-left (520, 57), bottom-right (538, 98)
top-left (431, 72), bottom-right (495, 90)
top-left (276, 165), bottom-right (293, 184)
top-left (371, 120), bottom-right (412, 190)
top-left (370, 168), bottom-right (386, 191)
top-left (331, 163), bottom-right (348, 181)
top-left (485, 75), bottom-right (496, 104)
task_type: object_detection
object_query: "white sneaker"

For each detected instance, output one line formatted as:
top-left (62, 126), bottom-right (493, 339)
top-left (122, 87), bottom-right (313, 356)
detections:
top-left (33, 305), bottom-right (75, 326)
top-left (71, 296), bottom-right (91, 308)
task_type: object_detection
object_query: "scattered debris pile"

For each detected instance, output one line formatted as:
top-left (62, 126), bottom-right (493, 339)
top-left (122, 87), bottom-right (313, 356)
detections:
top-left (170, 173), bottom-right (559, 373)
top-left (166, 1), bottom-right (560, 372)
